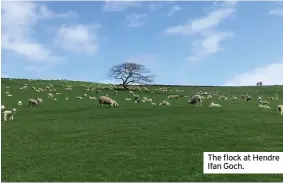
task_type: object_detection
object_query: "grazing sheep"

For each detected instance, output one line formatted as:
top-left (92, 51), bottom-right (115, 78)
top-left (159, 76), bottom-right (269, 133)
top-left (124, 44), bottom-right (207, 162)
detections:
top-left (259, 104), bottom-right (270, 109)
top-left (209, 102), bottom-right (221, 107)
top-left (159, 100), bottom-right (170, 106)
top-left (207, 95), bottom-right (213, 99)
top-left (232, 96), bottom-right (237, 100)
top-left (2, 108), bottom-right (17, 121)
top-left (129, 91), bottom-right (135, 96)
top-left (48, 93), bottom-right (53, 98)
top-left (98, 96), bottom-right (119, 107)
top-left (245, 96), bottom-right (252, 101)
top-left (188, 95), bottom-right (202, 107)
top-left (36, 98), bottom-right (43, 105)
top-left (18, 101), bottom-right (22, 106)
top-left (29, 99), bottom-right (39, 107)
top-left (278, 105), bottom-right (283, 115)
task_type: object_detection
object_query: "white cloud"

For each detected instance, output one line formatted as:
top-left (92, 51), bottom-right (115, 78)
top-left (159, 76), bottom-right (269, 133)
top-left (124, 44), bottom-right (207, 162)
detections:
top-left (268, 9), bottom-right (283, 16)
top-left (165, 2), bottom-right (236, 61)
top-left (165, 8), bottom-right (235, 35)
top-left (188, 31), bottom-right (234, 61)
top-left (54, 24), bottom-right (100, 54)
top-left (224, 61), bottom-right (283, 86)
top-left (167, 5), bottom-right (182, 16)
top-left (1, 1), bottom-right (76, 63)
top-left (126, 13), bottom-right (148, 27)
top-left (103, 1), bottom-right (140, 12)
top-left (148, 3), bottom-right (163, 12)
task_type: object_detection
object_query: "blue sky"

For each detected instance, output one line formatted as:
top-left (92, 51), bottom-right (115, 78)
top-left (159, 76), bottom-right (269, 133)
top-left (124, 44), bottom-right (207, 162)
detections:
top-left (1, 1), bottom-right (283, 86)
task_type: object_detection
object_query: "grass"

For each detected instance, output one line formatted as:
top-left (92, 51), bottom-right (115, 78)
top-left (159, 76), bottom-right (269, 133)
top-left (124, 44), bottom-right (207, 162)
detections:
top-left (1, 78), bottom-right (283, 181)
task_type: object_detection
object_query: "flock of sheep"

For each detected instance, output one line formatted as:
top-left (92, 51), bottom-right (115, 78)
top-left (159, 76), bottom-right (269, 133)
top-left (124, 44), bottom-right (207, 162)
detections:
top-left (1, 79), bottom-right (283, 122)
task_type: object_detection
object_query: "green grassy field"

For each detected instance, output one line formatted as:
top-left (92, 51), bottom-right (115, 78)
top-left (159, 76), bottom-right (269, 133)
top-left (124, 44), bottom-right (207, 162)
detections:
top-left (1, 78), bottom-right (283, 181)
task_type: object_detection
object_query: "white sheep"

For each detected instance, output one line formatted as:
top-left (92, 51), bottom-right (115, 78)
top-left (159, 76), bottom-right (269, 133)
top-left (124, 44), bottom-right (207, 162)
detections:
top-left (48, 93), bottom-right (53, 98)
top-left (98, 96), bottom-right (119, 107)
top-left (76, 96), bottom-right (83, 99)
top-left (259, 104), bottom-right (270, 109)
top-left (65, 98), bottom-right (69, 100)
top-left (29, 99), bottom-right (39, 107)
top-left (2, 108), bottom-right (17, 121)
top-left (18, 101), bottom-right (22, 106)
top-left (159, 100), bottom-right (170, 106)
top-left (259, 100), bottom-right (269, 105)
top-left (7, 94), bottom-right (12, 97)
top-left (278, 105), bottom-right (283, 115)
top-left (125, 98), bottom-right (131, 101)
top-left (209, 102), bottom-right (221, 107)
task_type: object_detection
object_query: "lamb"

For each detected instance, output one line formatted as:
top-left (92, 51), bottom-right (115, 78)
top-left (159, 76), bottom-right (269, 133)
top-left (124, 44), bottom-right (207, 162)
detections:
top-left (98, 96), bottom-right (119, 107)
top-left (188, 95), bottom-right (202, 107)
top-left (29, 99), bottom-right (39, 107)
top-left (2, 108), bottom-right (17, 121)
top-left (209, 102), bottom-right (221, 107)
top-left (278, 105), bottom-right (283, 115)
top-left (18, 101), bottom-right (22, 106)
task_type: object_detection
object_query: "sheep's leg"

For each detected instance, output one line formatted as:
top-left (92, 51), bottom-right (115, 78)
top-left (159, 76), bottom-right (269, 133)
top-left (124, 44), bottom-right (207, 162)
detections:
top-left (11, 116), bottom-right (13, 120)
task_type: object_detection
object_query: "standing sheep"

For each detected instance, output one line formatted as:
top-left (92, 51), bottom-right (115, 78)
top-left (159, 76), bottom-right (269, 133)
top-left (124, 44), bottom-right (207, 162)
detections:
top-left (29, 99), bottom-right (39, 107)
top-left (98, 96), bottom-right (119, 107)
top-left (2, 108), bottom-right (17, 121)
top-left (188, 95), bottom-right (202, 107)
top-left (278, 105), bottom-right (283, 115)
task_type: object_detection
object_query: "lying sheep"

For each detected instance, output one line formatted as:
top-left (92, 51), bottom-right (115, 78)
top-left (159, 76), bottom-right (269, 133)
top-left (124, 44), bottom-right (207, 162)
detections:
top-left (188, 95), bottom-right (202, 107)
top-left (29, 99), bottom-right (39, 107)
top-left (98, 96), bottom-right (119, 107)
top-left (278, 105), bottom-right (283, 115)
top-left (259, 104), bottom-right (270, 109)
top-left (89, 96), bottom-right (96, 100)
top-left (168, 95), bottom-right (179, 99)
top-left (125, 98), bottom-right (131, 101)
top-left (2, 108), bottom-right (17, 121)
top-left (259, 100), bottom-right (269, 105)
top-left (209, 102), bottom-right (221, 107)
top-left (76, 96), bottom-right (83, 99)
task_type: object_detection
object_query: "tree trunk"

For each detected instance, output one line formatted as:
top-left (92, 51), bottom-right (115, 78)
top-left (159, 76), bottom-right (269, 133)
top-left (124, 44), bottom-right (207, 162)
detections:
top-left (122, 82), bottom-right (129, 90)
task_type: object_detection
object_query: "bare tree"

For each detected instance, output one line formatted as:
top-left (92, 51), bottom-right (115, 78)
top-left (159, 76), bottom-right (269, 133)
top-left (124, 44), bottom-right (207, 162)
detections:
top-left (107, 62), bottom-right (155, 90)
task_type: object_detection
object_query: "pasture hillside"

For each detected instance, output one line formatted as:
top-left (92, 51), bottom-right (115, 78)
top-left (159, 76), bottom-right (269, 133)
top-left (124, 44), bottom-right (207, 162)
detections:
top-left (1, 78), bottom-right (283, 181)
